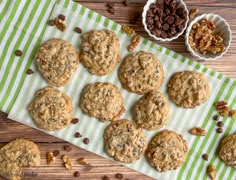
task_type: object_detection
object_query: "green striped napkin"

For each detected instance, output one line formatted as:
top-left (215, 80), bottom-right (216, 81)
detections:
top-left (3, 0), bottom-right (236, 179)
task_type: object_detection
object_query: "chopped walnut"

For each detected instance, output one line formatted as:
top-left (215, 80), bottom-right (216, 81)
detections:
top-left (189, 8), bottom-right (199, 19)
top-left (62, 155), bottom-right (73, 171)
top-left (189, 127), bottom-right (207, 136)
top-left (189, 18), bottom-right (225, 55)
top-left (54, 17), bottom-right (66, 32)
top-left (47, 152), bottom-right (56, 165)
top-left (214, 101), bottom-right (230, 117)
top-left (207, 165), bottom-right (216, 180)
top-left (229, 109), bottom-right (236, 118)
top-left (128, 34), bottom-right (140, 52)
top-left (122, 24), bottom-right (135, 35)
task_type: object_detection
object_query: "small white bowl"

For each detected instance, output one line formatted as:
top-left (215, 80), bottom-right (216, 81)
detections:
top-left (142, 0), bottom-right (189, 42)
top-left (185, 13), bottom-right (232, 61)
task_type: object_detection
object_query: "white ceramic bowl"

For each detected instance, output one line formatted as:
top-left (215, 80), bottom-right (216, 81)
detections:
top-left (185, 13), bottom-right (232, 61)
top-left (142, 0), bottom-right (189, 42)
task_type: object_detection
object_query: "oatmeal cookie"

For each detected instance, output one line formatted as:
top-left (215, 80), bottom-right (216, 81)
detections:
top-left (167, 71), bottom-right (210, 108)
top-left (35, 38), bottom-right (79, 86)
top-left (80, 82), bottom-right (125, 122)
top-left (133, 91), bottom-right (170, 130)
top-left (118, 51), bottom-right (164, 94)
top-left (218, 134), bottom-right (236, 168)
top-left (146, 130), bottom-right (188, 172)
top-left (28, 86), bottom-right (73, 131)
top-left (0, 139), bottom-right (40, 180)
top-left (104, 119), bottom-right (147, 163)
top-left (80, 30), bottom-right (120, 75)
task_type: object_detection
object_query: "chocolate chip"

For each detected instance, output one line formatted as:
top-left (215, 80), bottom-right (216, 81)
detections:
top-left (202, 154), bottom-right (209, 161)
top-left (108, 8), bottom-right (115, 14)
top-left (84, 164), bottom-right (93, 171)
top-left (213, 115), bottom-right (220, 121)
top-left (48, 20), bottom-right (55, 26)
top-left (155, 21), bottom-right (161, 29)
top-left (217, 121), bottom-right (224, 127)
top-left (176, 8), bottom-right (185, 16)
top-left (147, 9), bottom-right (154, 17)
top-left (161, 31), bottom-right (168, 38)
top-left (58, 14), bottom-right (66, 21)
top-left (170, 27), bottom-right (176, 35)
top-left (103, 176), bottom-right (110, 180)
top-left (15, 50), bottom-right (22, 57)
top-left (115, 173), bottom-right (123, 179)
top-left (83, 137), bottom-right (89, 144)
top-left (26, 69), bottom-right (34, 75)
top-left (53, 150), bottom-right (60, 157)
top-left (107, 2), bottom-right (114, 8)
top-left (147, 17), bottom-right (154, 25)
top-left (64, 145), bottom-right (72, 152)
top-left (148, 24), bottom-right (154, 30)
top-left (154, 15), bottom-right (159, 22)
top-left (122, 0), bottom-right (128, 6)
top-left (74, 27), bottom-right (82, 34)
top-left (175, 18), bottom-right (185, 26)
top-left (71, 118), bottom-right (79, 124)
top-left (167, 16), bottom-right (175, 24)
top-left (74, 171), bottom-right (80, 177)
top-left (177, 24), bottom-right (184, 32)
top-left (165, 8), bottom-right (171, 15)
top-left (216, 128), bottom-right (223, 133)
top-left (74, 132), bottom-right (82, 138)
top-left (156, 0), bottom-right (164, 5)
top-left (149, 3), bottom-right (156, 9)
top-left (163, 23), bottom-right (169, 31)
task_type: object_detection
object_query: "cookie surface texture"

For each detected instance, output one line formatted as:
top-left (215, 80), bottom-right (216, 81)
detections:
top-left (35, 38), bottom-right (79, 86)
top-left (133, 91), bottom-right (170, 130)
top-left (104, 119), bottom-right (147, 163)
top-left (80, 30), bottom-right (120, 75)
top-left (80, 82), bottom-right (125, 122)
top-left (118, 51), bottom-right (164, 94)
top-left (0, 139), bottom-right (40, 180)
top-left (167, 71), bottom-right (210, 108)
top-left (28, 86), bottom-right (73, 131)
top-left (146, 130), bottom-right (188, 172)
top-left (218, 134), bottom-right (236, 168)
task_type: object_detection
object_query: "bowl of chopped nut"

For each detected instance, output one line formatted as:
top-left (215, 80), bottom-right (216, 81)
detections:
top-left (142, 0), bottom-right (189, 41)
top-left (185, 13), bottom-right (232, 61)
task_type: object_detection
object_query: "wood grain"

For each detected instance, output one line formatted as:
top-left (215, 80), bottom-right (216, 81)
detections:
top-left (1, 0), bottom-right (236, 179)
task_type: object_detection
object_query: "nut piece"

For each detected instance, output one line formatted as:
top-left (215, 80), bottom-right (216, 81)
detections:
top-left (78, 157), bottom-right (88, 165)
top-left (54, 17), bottom-right (66, 31)
top-left (62, 155), bottom-right (73, 171)
top-left (128, 34), bottom-right (140, 52)
top-left (189, 127), bottom-right (207, 136)
top-left (47, 152), bottom-right (56, 165)
top-left (229, 109), bottom-right (236, 118)
top-left (207, 165), bottom-right (216, 180)
top-left (189, 8), bottom-right (199, 19)
top-left (122, 24), bottom-right (135, 35)
top-left (214, 101), bottom-right (230, 117)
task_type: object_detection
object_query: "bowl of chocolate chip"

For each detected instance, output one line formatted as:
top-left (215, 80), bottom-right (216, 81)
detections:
top-left (142, 0), bottom-right (189, 41)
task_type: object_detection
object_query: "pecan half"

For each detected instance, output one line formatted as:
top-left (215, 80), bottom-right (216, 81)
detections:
top-left (207, 165), bottom-right (216, 180)
top-left (128, 34), bottom-right (140, 52)
top-left (189, 127), bottom-right (207, 136)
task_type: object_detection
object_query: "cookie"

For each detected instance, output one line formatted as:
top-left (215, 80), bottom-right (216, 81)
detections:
top-left (218, 134), bottom-right (236, 168)
top-left (35, 38), bottom-right (79, 86)
top-left (104, 119), bottom-right (147, 163)
top-left (0, 139), bottom-right (40, 180)
top-left (118, 51), bottom-right (164, 94)
top-left (80, 30), bottom-right (120, 75)
top-left (133, 91), bottom-right (170, 130)
top-left (28, 86), bottom-right (73, 131)
top-left (146, 130), bottom-right (188, 172)
top-left (167, 71), bottom-right (210, 108)
top-left (80, 82), bottom-right (125, 122)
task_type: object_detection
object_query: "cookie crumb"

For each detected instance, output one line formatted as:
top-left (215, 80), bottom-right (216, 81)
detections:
top-left (207, 165), bottom-right (216, 180)
top-left (15, 50), bottom-right (22, 57)
top-left (115, 173), bottom-right (123, 179)
top-left (189, 127), bottom-right (207, 136)
top-left (26, 69), bottom-right (34, 75)
top-left (83, 137), bottom-right (89, 144)
top-left (202, 154), bottom-right (209, 161)
top-left (47, 152), bottom-right (55, 164)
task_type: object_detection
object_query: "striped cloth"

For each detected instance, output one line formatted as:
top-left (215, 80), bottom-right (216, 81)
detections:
top-left (2, 0), bottom-right (236, 179)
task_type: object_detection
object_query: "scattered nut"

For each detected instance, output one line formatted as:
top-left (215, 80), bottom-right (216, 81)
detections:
top-left (48, 19), bottom-right (55, 26)
top-left (47, 152), bottom-right (56, 165)
top-left (189, 127), bottom-right (207, 136)
top-left (74, 171), bottom-right (80, 177)
top-left (78, 157), bottom-right (88, 165)
top-left (189, 8), bottom-right (199, 19)
top-left (58, 14), bottom-right (66, 21)
top-left (115, 173), bottom-right (123, 179)
top-left (214, 101), bottom-right (230, 117)
top-left (122, 24), bottom-right (135, 35)
top-left (62, 155), bottom-right (73, 171)
top-left (53, 150), bottom-right (60, 157)
top-left (74, 27), bottom-right (82, 34)
top-left (128, 34), bottom-right (140, 52)
top-left (64, 145), bottom-right (72, 152)
top-left (229, 109), bottom-right (236, 118)
top-left (54, 17), bottom-right (66, 31)
top-left (207, 165), bottom-right (216, 180)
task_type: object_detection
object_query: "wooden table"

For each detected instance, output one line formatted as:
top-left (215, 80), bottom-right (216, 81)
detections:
top-left (0, 0), bottom-right (235, 179)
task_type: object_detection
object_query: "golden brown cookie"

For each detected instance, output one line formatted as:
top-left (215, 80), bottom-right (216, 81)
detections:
top-left (80, 30), bottom-right (120, 75)
top-left (28, 86), bottom-right (73, 131)
top-left (133, 91), bottom-right (170, 130)
top-left (218, 134), bottom-right (236, 168)
top-left (146, 130), bottom-right (188, 172)
top-left (80, 82), bottom-right (125, 122)
top-left (35, 38), bottom-right (80, 86)
top-left (167, 71), bottom-right (210, 108)
top-left (104, 119), bottom-right (147, 163)
top-left (118, 51), bottom-right (164, 94)
top-left (0, 139), bottom-right (40, 180)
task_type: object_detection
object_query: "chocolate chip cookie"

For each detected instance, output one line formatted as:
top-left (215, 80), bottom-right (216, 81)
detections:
top-left (104, 119), bottom-right (147, 163)
top-left (35, 38), bottom-right (79, 86)
top-left (118, 51), bottom-right (164, 94)
top-left (80, 30), bottom-right (120, 75)
top-left (80, 82), bottom-right (125, 122)
top-left (218, 134), bottom-right (236, 168)
top-left (133, 91), bottom-right (170, 130)
top-left (28, 86), bottom-right (73, 131)
top-left (167, 71), bottom-right (210, 108)
top-left (146, 130), bottom-right (188, 172)
top-left (0, 139), bottom-right (40, 180)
